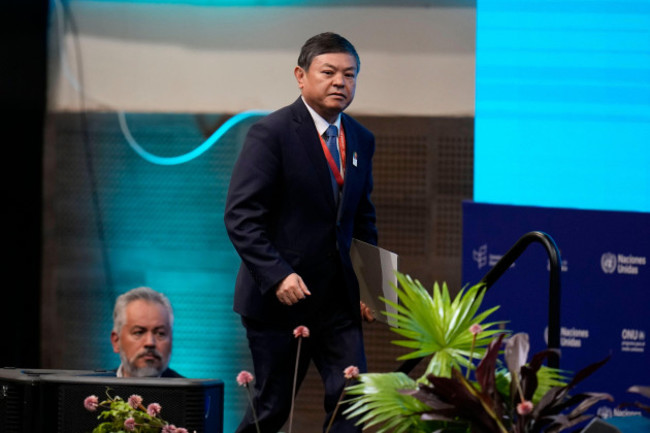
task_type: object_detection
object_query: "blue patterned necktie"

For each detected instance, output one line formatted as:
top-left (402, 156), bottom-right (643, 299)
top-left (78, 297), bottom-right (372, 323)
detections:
top-left (325, 124), bottom-right (340, 172)
top-left (324, 124), bottom-right (340, 202)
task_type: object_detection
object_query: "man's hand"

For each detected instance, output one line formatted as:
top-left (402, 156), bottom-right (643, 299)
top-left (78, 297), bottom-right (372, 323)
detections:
top-left (360, 301), bottom-right (375, 322)
top-left (276, 273), bottom-right (311, 305)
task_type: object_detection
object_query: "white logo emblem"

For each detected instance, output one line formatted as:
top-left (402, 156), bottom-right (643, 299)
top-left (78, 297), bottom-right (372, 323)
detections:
top-left (601, 252), bottom-right (617, 274)
top-left (473, 244), bottom-right (488, 269)
top-left (597, 406), bottom-right (613, 419)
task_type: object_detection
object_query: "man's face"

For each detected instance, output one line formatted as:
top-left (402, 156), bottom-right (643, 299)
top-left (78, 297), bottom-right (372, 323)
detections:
top-left (110, 299), bottom-right (172, 377)
top-left (294, 52), bottom-right (358, 123)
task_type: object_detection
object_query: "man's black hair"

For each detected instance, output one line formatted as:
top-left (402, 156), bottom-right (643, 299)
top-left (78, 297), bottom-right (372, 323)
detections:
top-left (297, 32), bottom-right (360, 72)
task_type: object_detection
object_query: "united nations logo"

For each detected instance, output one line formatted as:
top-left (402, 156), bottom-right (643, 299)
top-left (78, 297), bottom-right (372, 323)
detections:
top-left (601, 252), bottom-right (617, 274)
top-left (473, 244), bottom-right (488, 269)
top-left (597, 406), bottom-right (613, 419)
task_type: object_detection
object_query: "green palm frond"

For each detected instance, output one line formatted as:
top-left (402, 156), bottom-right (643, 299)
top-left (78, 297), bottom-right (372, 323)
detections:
top-left (382, 272), bottom-right (506, 378)
top-left (344, 372), bottom-right (433, 433)
top-left (533, 366), bottom-right (570, 402)
top-left (495, 366), bottom-right (570, 404)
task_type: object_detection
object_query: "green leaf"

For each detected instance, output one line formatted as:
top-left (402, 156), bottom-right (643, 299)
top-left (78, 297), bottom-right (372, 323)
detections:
top-left (348, 272), bottom-right (510, 432)
top-left (344, 372), bottom-right (433, 432)
top-left (386, 272), bottom-right (505, 378)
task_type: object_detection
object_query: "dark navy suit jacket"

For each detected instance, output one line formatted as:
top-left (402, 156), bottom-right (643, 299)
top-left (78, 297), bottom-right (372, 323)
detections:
top-left (224, 97), bottom-right (377, 325)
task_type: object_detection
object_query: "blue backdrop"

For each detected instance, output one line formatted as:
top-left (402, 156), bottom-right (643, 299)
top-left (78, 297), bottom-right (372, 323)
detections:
top-left (462, 201), bottom-right (650, 418)
top-left (475, 0), bottom-right (650, 213)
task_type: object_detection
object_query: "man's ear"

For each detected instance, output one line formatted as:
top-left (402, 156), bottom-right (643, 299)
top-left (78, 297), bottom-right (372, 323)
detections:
top-left (294, 66), bottom-right (305, 89)
top-left (110, 331), bottom-right (120, 354)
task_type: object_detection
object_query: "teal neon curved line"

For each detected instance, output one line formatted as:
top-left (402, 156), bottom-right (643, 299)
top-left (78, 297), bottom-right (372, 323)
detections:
top-left (119, 110), bottom-right (270, 166)
top-left (55, 0), bottom-right (270, 166)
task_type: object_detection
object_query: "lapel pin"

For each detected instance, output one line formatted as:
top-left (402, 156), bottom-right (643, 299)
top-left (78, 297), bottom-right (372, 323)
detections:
top-left (353, 152), bottom-right (358, 167)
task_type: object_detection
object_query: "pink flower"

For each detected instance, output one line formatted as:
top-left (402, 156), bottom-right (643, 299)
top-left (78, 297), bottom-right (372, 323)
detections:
top-left (469, 323), bottom-right (483, 335)
top-left (162, 425), bottom-right (177, 433)
top-left (147, 402), bottom-right (162, 417)
top-left (175, 429), bottom-right (189, 433)
top-left (128, 394), bottom-right (143, 409)
top-left (83, 395), bottom-right (99, 412)
top-left (237, 370), bottom-right (254, 386)
top-left (517, 400), bottom-right (534, 416)
top-left (293, 325), bottom-right (310, 338)
top-left (124, 417), bottom-right (136, 431)
top-left (343, 365), bottom-right (360, 380)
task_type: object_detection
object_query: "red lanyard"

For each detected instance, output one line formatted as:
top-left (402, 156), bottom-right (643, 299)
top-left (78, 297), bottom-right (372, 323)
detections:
top-left (319, 125), bottom-right (346, 187)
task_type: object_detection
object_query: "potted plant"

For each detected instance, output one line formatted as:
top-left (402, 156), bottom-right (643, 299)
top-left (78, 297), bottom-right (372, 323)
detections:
top-left (343, 272), bottom-right (612, 433)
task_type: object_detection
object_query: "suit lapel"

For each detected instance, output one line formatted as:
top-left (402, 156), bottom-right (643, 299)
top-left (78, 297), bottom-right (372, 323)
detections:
top-left (339, 114), bottom-right (360, 218)
top-left (291, 99), bottom-right (338, 210)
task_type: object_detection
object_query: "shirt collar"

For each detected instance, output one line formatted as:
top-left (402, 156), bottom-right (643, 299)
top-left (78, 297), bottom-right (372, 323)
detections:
top-left (301, 96), bottom-right (341, 137)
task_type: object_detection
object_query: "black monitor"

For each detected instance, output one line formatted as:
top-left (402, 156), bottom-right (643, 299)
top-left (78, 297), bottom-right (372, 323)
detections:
top-left (0, 368), bottom-right (224, 433)
top-left (0, 368), bottom-right (95, 433)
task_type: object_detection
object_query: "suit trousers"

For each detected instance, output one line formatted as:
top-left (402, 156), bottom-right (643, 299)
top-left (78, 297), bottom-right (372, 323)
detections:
top-left (236, 307), bottom-right (366, 433)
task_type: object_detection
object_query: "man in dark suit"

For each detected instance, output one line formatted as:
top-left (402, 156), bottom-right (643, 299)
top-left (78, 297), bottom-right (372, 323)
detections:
top-left (225, 33), bottom-right (377, 432)
top-left (110, 286), bottom-right (182, 378)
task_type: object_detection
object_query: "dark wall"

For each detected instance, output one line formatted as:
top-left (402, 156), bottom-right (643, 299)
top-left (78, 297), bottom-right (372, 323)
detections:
top-left (1, 0), bottom-right (48, 367)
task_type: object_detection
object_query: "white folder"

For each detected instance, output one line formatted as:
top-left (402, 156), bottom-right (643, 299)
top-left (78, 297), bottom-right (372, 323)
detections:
top-left (350, 239), bottom-right (399, 326)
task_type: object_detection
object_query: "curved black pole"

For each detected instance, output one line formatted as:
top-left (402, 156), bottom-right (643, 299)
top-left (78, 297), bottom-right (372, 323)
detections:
top-left (396, 231), bottom-right (562, 373)
top-left (479, 231), bottom-right (562, 369)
